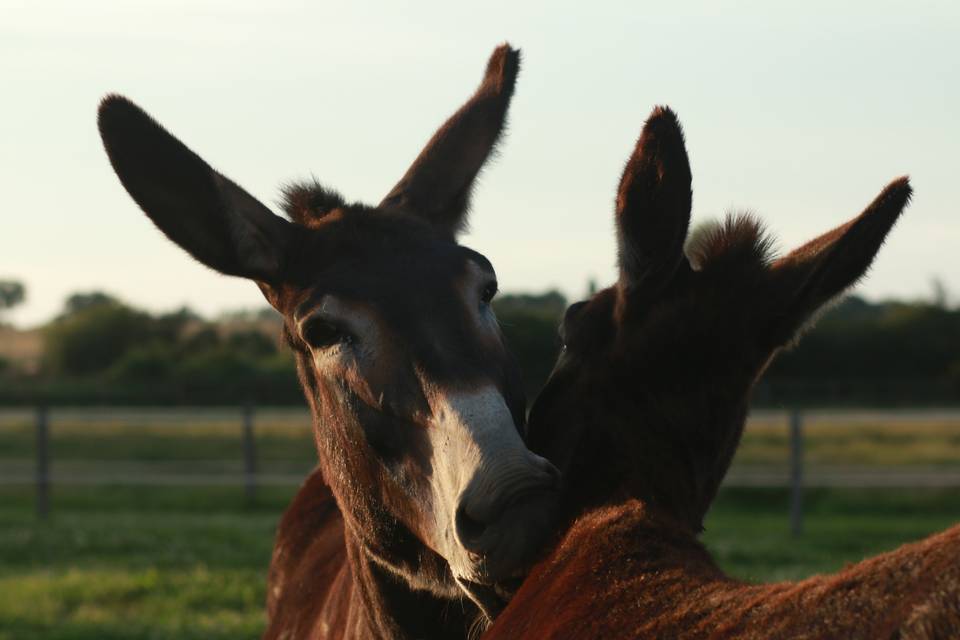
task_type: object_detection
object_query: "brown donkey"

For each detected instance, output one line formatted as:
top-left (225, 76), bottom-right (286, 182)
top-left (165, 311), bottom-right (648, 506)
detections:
top-left (98, 45), bottom-right (560, 639)
top-left (484, 108), bottom-right (959, 638)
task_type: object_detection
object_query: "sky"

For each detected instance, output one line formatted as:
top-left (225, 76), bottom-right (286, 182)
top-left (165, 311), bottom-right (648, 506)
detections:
top-left (3, 0), bottom-right (958, 327)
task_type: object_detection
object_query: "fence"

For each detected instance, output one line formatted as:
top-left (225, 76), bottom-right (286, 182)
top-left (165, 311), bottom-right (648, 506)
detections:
top-left (3, 406), bottom-right (960, 534)
top-left (0, 406), bottom-right (315, 509)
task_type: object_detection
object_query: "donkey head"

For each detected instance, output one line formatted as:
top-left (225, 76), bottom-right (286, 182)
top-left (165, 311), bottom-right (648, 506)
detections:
top-left (98, 45), bottom-right (559, 607)
top-left (529, 107), bottom-right (911, 532)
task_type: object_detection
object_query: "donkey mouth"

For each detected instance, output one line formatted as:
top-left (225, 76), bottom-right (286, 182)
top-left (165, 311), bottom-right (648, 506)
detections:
top-left (455, 577), bottom-right (514, 622)
top-left (457, 485), bottom-right (559, 584)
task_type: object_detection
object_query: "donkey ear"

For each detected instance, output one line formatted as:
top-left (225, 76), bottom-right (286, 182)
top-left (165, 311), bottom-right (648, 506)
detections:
top-left (769, 177), bottom-right (912, 341)
top-left (98, 95), bottom-right (295, 282)
top-left (615, 106), bottom-right (693, 298)
top-left (379, 44), bottom-right (520, 238)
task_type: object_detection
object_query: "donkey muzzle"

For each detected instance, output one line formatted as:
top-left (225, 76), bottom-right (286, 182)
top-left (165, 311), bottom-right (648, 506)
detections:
top-left (455, 453), bottom-right (561, 581)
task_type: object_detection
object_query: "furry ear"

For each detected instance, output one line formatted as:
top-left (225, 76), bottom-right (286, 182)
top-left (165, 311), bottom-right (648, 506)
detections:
top-left (98, 95), bottom-right (295, 282)
top-left (769, 177), bottom-right (912, 343)
top-left (380, 44), bottom-right (520, 239)
top-left (615, 106), bottom-right (692, 301)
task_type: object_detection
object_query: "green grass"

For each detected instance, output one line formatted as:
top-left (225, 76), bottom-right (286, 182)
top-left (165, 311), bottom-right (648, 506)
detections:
top-left (703, 487), bottom-right (960, 581)
top-left (734, 415), bottom-right (960, 468)
top-left (0, 486), bottom-right (296, 640)
top-left (0, 409), bottom-right (315, 463)
top-left (1, 411), bottom-right (959, 638)
top-left (1, 485), bottom-right (958, 639)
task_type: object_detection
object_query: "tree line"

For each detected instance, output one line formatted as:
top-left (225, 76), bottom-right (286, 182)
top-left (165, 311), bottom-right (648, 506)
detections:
top-left (1, 286), bottom-right (958, 406)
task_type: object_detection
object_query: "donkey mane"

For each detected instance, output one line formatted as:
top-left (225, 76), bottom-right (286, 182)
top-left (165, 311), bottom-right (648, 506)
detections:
top-left (685, 214), bottom-right (776, 274)
top-left (280, 179), bottom-right (351, 225)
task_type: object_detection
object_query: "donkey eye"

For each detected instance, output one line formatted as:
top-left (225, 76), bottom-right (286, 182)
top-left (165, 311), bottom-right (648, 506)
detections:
top-left (558, 301), bottom-right (586, 350)
top-left (480, 281), bottom-right (499, 306)
top-left (303, 319), bottom-right (353, 350)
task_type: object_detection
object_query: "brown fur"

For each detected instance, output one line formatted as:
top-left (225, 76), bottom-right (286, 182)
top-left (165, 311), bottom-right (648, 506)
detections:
top-left (265, 468), bottom-right (350, 638)
top-left (487, 501), bottom-right (960, 639)
top-left (484, 107), bottom-right (957, 638)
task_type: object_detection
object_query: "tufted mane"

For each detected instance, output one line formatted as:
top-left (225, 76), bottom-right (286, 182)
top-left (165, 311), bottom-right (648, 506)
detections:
top-left (684, 213), bottom-right (777, 272)
top-left (280, 179), bottom-right (348, 226)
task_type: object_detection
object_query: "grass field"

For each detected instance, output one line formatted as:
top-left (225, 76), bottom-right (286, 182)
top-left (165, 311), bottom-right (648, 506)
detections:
top-left (0, 486), bottom-right (290, 640)
top-left (2, 485), bottom-right (958, 640)
top-left (1, 409), bottom-right (959, 639)
top-left (737, 410), bottom-right (960, 468)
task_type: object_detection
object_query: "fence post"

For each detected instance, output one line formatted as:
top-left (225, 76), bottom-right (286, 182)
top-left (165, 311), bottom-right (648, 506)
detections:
top-left (789, 410), bottom-right (803, 536)
top-left (36, 405), bottom-right (49, 520)
top-left (242, 404), bottom-right (257, 505)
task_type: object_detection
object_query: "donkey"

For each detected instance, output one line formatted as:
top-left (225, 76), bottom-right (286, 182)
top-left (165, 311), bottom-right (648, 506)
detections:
top-left (483, 107), bottom-right (959, 638)
top-left (98, 44), bottom-right (561, 639)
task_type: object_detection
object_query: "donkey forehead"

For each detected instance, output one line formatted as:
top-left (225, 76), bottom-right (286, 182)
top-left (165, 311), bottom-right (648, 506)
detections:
top-left (289, 211), bottom-right (491, 275)
top-left (291, 244), bottom-right (494, 316)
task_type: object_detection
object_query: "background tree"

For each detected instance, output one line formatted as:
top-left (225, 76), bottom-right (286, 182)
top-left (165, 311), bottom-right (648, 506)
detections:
top-left (44, 295), bottom-right (154, 376)
top-left (61, 291), bottom-right (118, 316)
top-left (6, 287), bottom-right (960, 406)
top-left (494, 290), bottom-right (567, 398)
top-left (0, 280), bottom-right (26, 313)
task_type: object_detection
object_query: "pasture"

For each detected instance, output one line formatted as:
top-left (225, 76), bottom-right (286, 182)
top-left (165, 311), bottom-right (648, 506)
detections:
top-left (1, 409), bottom-right (959, 639)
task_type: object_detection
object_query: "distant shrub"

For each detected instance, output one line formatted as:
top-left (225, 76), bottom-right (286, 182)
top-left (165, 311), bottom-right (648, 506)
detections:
top-left (175, 349), bottom-right (261, 401)
top-left (61, 291), bottom-right (118, 315)
top-left (106, 344), bottom-right (177, 383)
top-left (495, 291), bottom-right (567, 398)
top-left (0, 280), bottom-right (25, 312)
top-left (179, 327), bottom-right (221, 354)
top-left (44, 302), bottom-right (154, 376)
top-left (7, 290), bottom-right (960, 407)
top-left (226, 330), bottom-right (277, 357)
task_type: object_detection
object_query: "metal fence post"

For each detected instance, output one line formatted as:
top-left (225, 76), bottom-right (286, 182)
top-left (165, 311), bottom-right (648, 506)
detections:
top-left (36, 405), bottom-right (49, 520)
top-left (242, 404), bottom-right (257, 504)
top-left (789, 410), bottom-right (803, 536)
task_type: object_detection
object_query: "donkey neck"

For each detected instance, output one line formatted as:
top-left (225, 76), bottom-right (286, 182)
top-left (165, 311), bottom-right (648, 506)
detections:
top-left (343, 529), bottom-right (479, 639)
top-left (546, 397), bottom-right (752, 536)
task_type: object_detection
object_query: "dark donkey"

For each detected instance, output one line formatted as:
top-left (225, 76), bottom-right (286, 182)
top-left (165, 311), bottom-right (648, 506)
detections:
top-left (98, 45), bottom-right (560, 639)
top-left (485, 109), bottom-right (959, 638)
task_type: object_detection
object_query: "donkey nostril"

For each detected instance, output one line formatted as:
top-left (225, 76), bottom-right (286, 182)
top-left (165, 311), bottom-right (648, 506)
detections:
top-left (543, 460), bottom-right (561, 486)
top-left (455, 505), bottom-right (488, 546)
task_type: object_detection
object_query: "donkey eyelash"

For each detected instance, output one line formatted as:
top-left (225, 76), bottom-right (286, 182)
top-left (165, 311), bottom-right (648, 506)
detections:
top-left (302, 318), bottom-right (354, 350)
top-left (480, 281), bottom-right (499, 305)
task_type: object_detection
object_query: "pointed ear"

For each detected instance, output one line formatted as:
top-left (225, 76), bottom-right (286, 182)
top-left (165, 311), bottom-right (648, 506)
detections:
top-left (615, 106), bottom-right (692, 299)
top-left (98, 95), bottom-right (295, 282)
top-left (380, 44), bottom-right (520, 238)
top-left (769, 177), bottom-right (912, 341)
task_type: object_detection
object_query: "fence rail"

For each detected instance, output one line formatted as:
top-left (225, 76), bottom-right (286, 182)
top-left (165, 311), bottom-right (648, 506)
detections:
top-left (3, 406), bottom-right (960, 533)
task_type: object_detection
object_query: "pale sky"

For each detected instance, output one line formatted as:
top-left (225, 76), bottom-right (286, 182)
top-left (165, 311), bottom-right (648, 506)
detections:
top-left (3, 1), bottom-right (958, 327)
